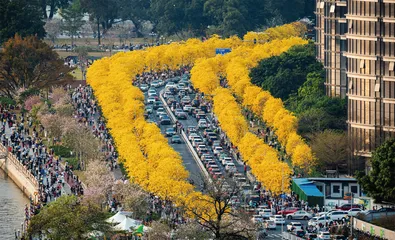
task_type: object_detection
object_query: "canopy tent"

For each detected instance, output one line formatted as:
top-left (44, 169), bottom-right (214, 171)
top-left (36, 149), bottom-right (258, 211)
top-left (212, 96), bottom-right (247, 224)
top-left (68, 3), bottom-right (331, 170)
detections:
top-left (106, 211), bottom-right (127, 224)
top-left (113, 217), bottom-right (141, 232)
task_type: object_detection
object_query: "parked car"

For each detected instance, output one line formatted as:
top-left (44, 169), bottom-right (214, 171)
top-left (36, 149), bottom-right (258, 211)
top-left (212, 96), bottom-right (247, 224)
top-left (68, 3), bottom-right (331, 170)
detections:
top-left (171, 135), bottom-right (182, 144)
top-left (327, 211), bottom-right (348, 222)
top-left (336, 204), bottom-right (362, 211)
top-left (287, 222), bottom-right (302, 231)
top-left (270, 215), bottom-right (285, 225)
top-left (308, 216), bottom-right (331, 227)
top-left (348, 208), bottom-right (363, 216)
top-left (286, 210), bottom-right (313, 220)
top-left (278, 207), bottom-right (300, 216)
top-left (317, 231), bottom-right (331, 240)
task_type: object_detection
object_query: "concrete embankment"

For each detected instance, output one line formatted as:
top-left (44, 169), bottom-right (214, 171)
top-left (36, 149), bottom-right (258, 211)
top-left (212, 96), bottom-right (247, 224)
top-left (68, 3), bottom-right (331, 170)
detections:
top-left (0, 145), bottom-right (39, 202)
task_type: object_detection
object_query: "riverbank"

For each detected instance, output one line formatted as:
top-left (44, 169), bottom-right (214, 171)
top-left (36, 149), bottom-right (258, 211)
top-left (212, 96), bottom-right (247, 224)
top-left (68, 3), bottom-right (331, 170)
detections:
top-left (0, 145), bottom-right (38, 201)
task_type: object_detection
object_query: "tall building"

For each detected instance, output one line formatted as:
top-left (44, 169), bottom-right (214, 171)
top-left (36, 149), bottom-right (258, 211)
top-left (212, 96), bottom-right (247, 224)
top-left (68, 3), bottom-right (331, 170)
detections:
top-left (315, 0), bottom-right (325, 63)
top-left (316, 0), bottom-right (395, 172)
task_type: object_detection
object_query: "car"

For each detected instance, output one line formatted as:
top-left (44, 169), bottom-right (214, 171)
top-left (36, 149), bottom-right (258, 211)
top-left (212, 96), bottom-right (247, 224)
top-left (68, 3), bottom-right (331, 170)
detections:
top-left (197, 145), bottom-right (208, 154)
top-left (153, 101), bottom-right (163, 110)
top-left (206, 161), bottom-right (218, 169)
top-left (147, 97), bottom-right (156, 104)
top-left (212, 140), bottom-right (221, 150)
top-left (286, 222), bottom-right (302, 231)
top-left (377, 207), bottom-right (395, 213)
top-left (166, 81), bottom-right (176, 88)
top-left (213, 146), bottom-right (223, 156)
top-left (348, 208), bottom-right (362, 216)
top-left (177, 82), bottom-right (187, 90)
top-left (317, 231), bottom-right (331, 240)
top-left (150, 80), bottom-right (161, 87)
top-left (156, 107), bottom-right (166, 117)
top-left (278, 207), bottom-right (300, 216)
top-left (198, 119), bottom-right (208, 128)
top-left (160, 116), bottom-right (171, 125)
top-left (207, 135), bottom-right (218, 146)
top-left (163, 90), bottom-right (173, 99)
top-left (308, 216), bottom-right (331, 227)
top-left (192, 138), bottom-right (204, 148)
top-left (327, 211), bottom-right (348, 222)
top-left (165, 128), bottom-right (176, 137)
top-left (171, 135), bottom-right (182, 144)
top-left (336, 204), bottom-right (362, 211)
top-left (145, 105), bottom-right (153, 114)
top-left (148, 89), bottom-right (157, 97)
top-left (177, 112), bottom-right (187, 120)
top-left (259, 209), bottom-right (272, 219)
top-left (221, 157), bottom-right (233, 166)
top-left (286, 210), bottom-right (313, 220)
top-left (140, 84), bottom-right (149, 91)
top-left (181, 96), bottom-right (191, 104)
top-left (252, 215), bottom-right (264, 224)
top-left (188, 133), bottom-right (199, 141)
top-left (265, 220), bottom-right (277, 230)
top-left (225, 162), bottom-right (237, 172)
top-left (183, 104), bottom-right (192, 112)
top-left (270, 215), bottom-right (285, 225)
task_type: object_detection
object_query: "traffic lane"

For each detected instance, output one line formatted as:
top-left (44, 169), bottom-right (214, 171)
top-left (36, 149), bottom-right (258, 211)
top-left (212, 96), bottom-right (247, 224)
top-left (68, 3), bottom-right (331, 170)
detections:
top-left (145, 99), bottom-right (205, 191)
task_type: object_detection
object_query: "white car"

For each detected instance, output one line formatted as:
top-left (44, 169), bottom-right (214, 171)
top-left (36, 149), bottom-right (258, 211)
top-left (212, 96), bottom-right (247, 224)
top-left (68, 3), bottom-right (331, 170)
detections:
top-left (192, 138), bottom-right (204, 148)
top-left (270, 215), bottom-right (285, 225)
top-left (308, 216), bottom-right (331, 227)
top-left (183, 104), bottom-right (192, 112)
top-left (317, 231), bottom-right (331, 239)
top-left (286, 222), bottom-right (302, 231)
top-left (148, 89), bottom-right (157, 97)
top-left (150, 80), bottom-right (161, 87)
top-left (213, 146), bottom-right (223, 156)
top-left (147, 97), bottom-right (156, 104)
top-left (166, 82), bottom-right (176, 88)
top-left (348, 208), bottom-right (362, 216)
top-left (286, 210), bottom-right (313, 220)
top-left (265, 220), bottom-right (276, 230)
top-left (259, 209), bottom-right (272, 219)
top-left (198, 119), bottom-right (208, 128)
top-left (156, 107), bottom-right (166, 117)
top-left (327, 211), bottom-right (348, 222)
top-left (225, 162), bottom-right (236, 172)
top-left (221, 157), bottom-right (233, 166)
top-left (252, 215), bottom-right (264, 224)
top-left (140, 84), bottom-right (149, 91)
top-left (188, 133), bottom-right (199, 141)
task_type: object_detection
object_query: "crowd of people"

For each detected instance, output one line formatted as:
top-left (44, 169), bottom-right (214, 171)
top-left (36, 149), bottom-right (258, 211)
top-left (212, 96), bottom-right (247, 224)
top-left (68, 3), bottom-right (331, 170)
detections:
top-left (0, 106), bottom-right (83, 223)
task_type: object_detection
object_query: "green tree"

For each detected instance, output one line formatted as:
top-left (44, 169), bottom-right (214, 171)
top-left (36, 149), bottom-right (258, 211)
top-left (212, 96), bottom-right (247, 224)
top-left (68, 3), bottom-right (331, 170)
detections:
top-left (310, 130), bottom-right (349, 174)
top-left (60, 0), bottom-right (85, 47)
top-left (356, 138), bottom-right (395, 203)
top-left (28, 195), bottom-right (112, 239)
top-left (40, 0), bottom-right (70, 19)
top-left (80, 0), bottom-right (121, 44)
top-left (0, 0), bottom-right (45, 44)
top-left (250, 43), bottom-right (322, 100)
top-left (0, 35), bottom-right (73, 98)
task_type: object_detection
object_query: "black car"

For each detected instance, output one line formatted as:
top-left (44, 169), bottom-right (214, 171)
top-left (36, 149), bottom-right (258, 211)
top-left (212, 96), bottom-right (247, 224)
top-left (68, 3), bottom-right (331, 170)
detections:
top-left (160, 116), bottom-right (171, 125)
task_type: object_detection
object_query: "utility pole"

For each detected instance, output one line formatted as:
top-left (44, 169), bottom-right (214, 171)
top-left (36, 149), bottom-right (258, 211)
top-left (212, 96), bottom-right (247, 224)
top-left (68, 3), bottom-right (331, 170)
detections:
top-left (281, 166), bottom-right (284, 240)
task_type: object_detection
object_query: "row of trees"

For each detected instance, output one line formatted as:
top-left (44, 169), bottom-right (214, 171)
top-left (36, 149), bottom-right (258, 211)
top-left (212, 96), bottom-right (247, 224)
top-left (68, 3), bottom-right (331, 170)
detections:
top-left (213, 88), bottom-right (292, 194)
top-left (190, 23), bottom-right (315, 175)
top-left (1, 0), bottom-right (314, 45)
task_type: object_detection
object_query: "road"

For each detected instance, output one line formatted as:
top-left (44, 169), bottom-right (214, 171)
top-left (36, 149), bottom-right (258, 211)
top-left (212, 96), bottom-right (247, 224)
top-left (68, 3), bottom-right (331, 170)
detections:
top-left (265, 219), bottom-right (309, 239)
top-left (143, 89), bottom-right (205, 191)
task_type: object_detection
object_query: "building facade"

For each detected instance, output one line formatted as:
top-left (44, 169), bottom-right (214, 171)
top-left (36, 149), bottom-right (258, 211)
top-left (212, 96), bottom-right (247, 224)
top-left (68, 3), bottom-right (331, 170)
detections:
top-left (316, 0), bottom-right (395, 172)
top-left (315, 0), bottom-right (325, 63)
top-left (324, 0), bottom-right (348, 98)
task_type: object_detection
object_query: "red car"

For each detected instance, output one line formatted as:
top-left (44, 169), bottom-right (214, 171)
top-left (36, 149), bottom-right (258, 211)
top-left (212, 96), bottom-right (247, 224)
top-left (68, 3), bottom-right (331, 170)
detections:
top-left (336, 204), bottom-right (362, 211)
top-left (278, 207), bottom-right (300, 215)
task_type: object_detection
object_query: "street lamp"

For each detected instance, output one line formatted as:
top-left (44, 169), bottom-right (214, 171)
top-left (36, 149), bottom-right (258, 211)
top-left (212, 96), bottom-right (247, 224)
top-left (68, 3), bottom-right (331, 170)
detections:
top-left (160, 35), bottom-right (165, 45)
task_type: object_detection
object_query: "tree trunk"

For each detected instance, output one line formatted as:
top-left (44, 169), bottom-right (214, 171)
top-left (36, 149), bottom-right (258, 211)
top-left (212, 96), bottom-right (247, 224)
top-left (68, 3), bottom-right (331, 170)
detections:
top-left (42, 0), bottom-right (48, 19)
top-left (49, 0), bottom-right (55, 19)
top-left (97, 20), bottom-right (101, 45)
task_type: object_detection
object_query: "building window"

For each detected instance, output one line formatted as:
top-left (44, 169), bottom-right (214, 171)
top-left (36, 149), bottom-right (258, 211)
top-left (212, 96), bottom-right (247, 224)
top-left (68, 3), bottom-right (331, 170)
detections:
top-left (331, 183), bottom-right (342, 198)
top-left (320, 1), bottom-right (325, 9)
top-left (349, 21), bottom-right (353, 30)
top-left (349, 183), bottom-right (360, 197)
top-left (349, 80), bottom-right (353, 90)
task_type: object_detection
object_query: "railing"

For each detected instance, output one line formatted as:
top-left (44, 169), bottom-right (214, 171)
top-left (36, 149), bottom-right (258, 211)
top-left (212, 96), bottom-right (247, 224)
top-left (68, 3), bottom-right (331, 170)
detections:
top-left (353, 217), bottom-right (395, 239)
top-left (0, 144), bottom-right (39, 189)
